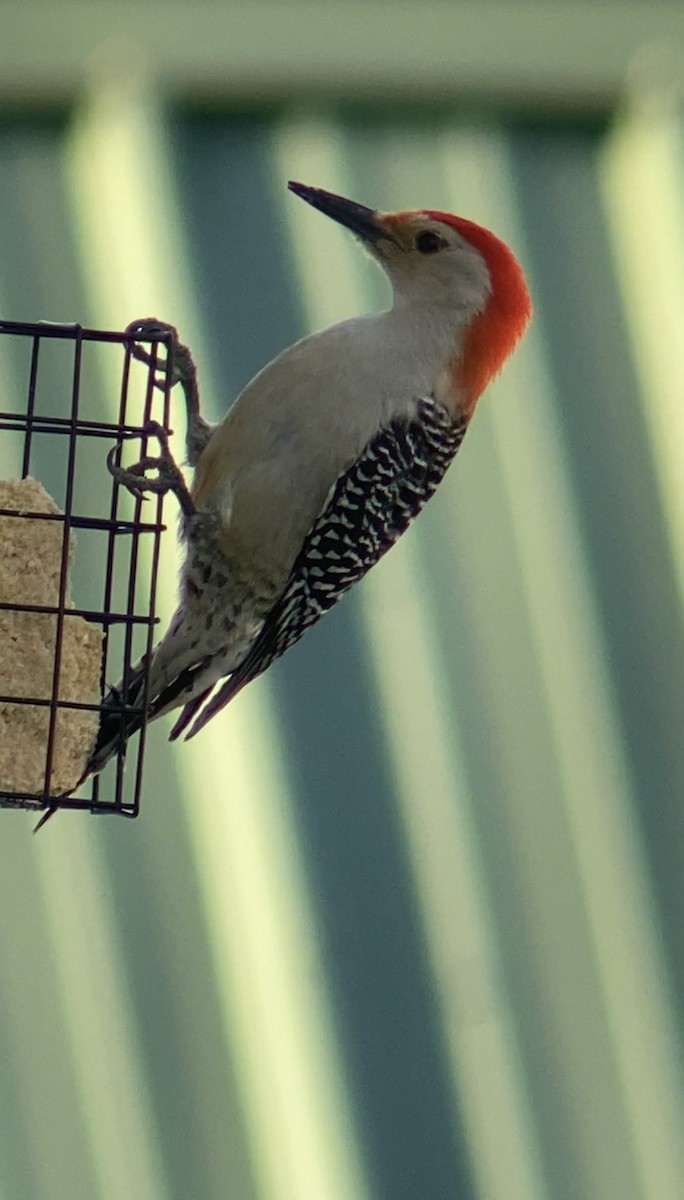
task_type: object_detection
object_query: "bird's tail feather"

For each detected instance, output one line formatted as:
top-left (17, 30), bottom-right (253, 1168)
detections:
top-left (168, 687), bottom-right (213, 741)
top-left (84, 660), bottom-right (149, 778)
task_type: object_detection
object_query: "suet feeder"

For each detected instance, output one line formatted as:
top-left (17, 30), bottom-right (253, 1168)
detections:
top-left (0, 319), bottom-right (173, 821)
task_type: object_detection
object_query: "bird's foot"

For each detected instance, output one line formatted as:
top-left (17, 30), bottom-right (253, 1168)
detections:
top-left (108, 420), bottom-right (195, 516)
top-left (125, 318), bottom-right (212, 466)
top-left (125, 318), bottom-right (193, 389)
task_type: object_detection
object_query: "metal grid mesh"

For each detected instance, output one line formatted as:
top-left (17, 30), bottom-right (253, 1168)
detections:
top-left (0, 319), bottom-right (174, 819)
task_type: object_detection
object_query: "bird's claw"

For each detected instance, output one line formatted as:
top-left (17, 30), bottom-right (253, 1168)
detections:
top-left (108, 419), bottom-right (195, 515)
top-left (125, 318), bottom-right (195, 393)
top-left (125, 317), bottom-right (211, 466)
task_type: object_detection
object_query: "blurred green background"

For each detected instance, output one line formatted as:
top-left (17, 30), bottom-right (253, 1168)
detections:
top-left (2, 4), bottom-right (684, 1199)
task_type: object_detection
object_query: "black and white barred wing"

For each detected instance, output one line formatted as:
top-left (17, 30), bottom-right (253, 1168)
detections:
top-left (180, 397), bottom-right (467, 739)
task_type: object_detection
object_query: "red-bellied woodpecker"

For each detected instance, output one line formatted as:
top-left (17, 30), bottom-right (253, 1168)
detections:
top-left (88, 180), bottom-right (532, 774)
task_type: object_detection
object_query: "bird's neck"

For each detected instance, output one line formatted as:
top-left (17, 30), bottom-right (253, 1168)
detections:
top-left (374, 297), bottom-right (472, 418)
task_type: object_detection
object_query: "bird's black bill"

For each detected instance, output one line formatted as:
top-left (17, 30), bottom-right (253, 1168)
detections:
top-left (288, 181), bottom-right (387, 243)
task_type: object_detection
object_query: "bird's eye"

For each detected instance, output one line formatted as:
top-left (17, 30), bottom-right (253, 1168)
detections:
top-left (415, 230), bottom-right (448, 255)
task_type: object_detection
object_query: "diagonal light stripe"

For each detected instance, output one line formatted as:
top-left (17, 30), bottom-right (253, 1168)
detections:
top-left (365, 126), bottom-right (547, 1200)
top-left (33, 823), bottom-right (170, 1200)
top-left (66, 68), bottom-right (370, 1200)
top-left (600, 91), bottom-right (684, 614)
top-left (0, 349), bottom-right (25, 478)
top-left (597, 96), bottom-right (684, 1198)
top-left (362, 538), bottom-right (549, 1200)
top-left (0, 268), bottom-right (29, 478)
top-left (450, 124), bottom-right (684, 1200)
top-left (273, 112), bottom-right (548, 1200)
top-left (178, 689), bottom-right (371, 1200)
top-left (56, 63), bottom-right (210, 1199)
top-left (273, 117), bottom-right (373, 331)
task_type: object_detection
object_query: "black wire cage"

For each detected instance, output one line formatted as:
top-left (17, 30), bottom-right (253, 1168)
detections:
top-left (0, 319), bottom-right (175, 820)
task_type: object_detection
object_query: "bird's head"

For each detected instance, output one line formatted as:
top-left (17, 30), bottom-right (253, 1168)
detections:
top-left (289, 181), bottom-right (532, 415)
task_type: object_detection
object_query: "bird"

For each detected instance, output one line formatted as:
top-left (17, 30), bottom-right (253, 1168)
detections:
top-left (87, 180), bottom-right (532, 776)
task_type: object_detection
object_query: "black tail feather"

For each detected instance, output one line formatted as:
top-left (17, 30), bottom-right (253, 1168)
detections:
top-left (168, 687), bottom-right (213, 741)
top-left (85, 666), bottom-right (147, 778)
